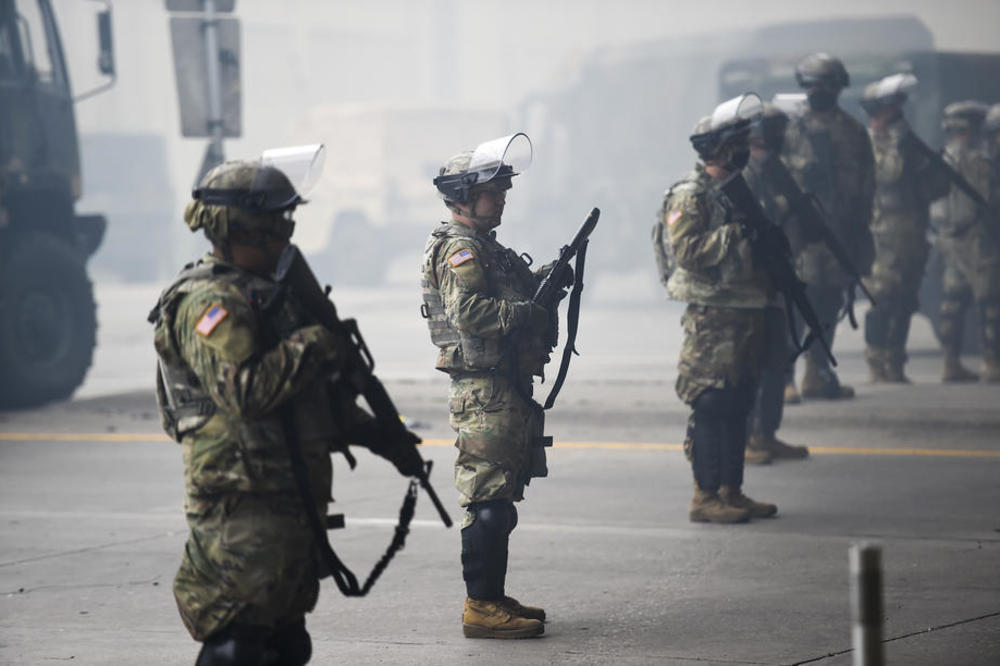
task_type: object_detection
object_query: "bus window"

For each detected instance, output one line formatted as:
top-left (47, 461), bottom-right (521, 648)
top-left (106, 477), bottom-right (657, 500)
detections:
top-left (13, 0), bottom-right (53, 84)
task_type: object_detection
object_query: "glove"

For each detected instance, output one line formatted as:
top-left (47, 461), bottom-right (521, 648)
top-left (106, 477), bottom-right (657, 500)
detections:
top-left (516, 301), bottom-right (550, 333)
top-left (537, 261), bottom-right (574, 290)
top-left (290, 324), bottom-right (347, 372)
top-left (382, 431), bottom-right (424, 477)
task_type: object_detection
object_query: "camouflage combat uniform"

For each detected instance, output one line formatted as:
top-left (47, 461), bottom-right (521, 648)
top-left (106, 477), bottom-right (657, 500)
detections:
top-left (152, 254), bottom-right (346, 642)
top-left (937, 141), bottom-right (1000, 373)
top-left (863, 116), bottom-right (950, 378)
top-left (659, 164), bottom-right (770, 492)
top-left (782, 105), bottom-right (875, 388)
top-left (421, 220), bottom-right (551, 518)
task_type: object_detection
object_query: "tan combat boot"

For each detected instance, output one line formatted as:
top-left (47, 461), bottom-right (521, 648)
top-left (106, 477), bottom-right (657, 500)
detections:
top-left (463, 598), bottom-right (544, 639)
top-left (783, 380), bottom-right (802, 405)
top-left (745, 434), bottom-right (774, 465)
top-left (865, 347), bottom-right (889, 383)
top-left (753, 433), bottom-right (809, 460)
top-left (500, 596), bottom-right (546, 622)
top-left (719, 485), bottom-right (778, 519)
top-left (801, 357), bottom-right (855, 399)
top-left (689, 487), bottom-right (750, 524)
top-left (942, 354), bottom-right (978, 383)
top-left (981, 359), bottom-right (1000, 383)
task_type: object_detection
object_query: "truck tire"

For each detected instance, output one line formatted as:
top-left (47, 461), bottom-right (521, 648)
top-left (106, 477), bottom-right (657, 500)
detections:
top-left (0, 233), bottom-right (97, 408)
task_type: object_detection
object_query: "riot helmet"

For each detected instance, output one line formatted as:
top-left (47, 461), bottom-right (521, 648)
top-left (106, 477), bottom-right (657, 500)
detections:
top-left (796, 53), bottom-right (849, 112)
top-left (434, 133), bottom-right (532, 229)
top-left (941, 100), bottom-right (989, 135)
top-left (985, 104), bottom-right (1000, 136)
top-left (795, 53), bottom-right (850, 90)
top-left (690, 93), bottom-right (763, 170)
top-left (860, 73), bottom-right (917, 117)
top-left (184, 144), bottom-right (326, 246)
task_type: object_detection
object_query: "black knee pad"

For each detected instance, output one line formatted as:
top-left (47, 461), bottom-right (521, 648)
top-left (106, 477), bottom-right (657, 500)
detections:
top-left (196, 626), bottom-right (267, 666)
top-left (469, 499), bottom-right (514, 535)
top-left (269, 618), bottom-right (312, 666)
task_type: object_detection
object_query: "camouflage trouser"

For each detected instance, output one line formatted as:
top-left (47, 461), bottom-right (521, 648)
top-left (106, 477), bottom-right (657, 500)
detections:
top-left (174, 493), bottom-right (319, 641)
top-left (750, 305), bottom-right (794, 438)
top-left (938, 228), bottom-right (1000, 359)
top-left (448, 373), bottom-right (546, 528)
top-left (676, 304), bottom-right (766, 406)
top-left (864, 227), bottom-right (929, 362)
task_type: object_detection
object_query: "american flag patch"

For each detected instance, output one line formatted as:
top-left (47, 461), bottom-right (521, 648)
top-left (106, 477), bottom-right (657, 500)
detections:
top-left (666, 209), bottom-right (683, 226)
top-left (448, 249), bottom-right (475, 267)
top-left (195, 304), bottom-right (229, 337)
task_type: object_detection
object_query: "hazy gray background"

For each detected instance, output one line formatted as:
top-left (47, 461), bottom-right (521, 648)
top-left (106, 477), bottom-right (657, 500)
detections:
top-left (55, 0), bottom-right (1000, 285)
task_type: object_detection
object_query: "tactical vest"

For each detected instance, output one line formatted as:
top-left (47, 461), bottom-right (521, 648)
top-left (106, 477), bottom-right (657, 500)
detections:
top-left (149, 262), bottom-right (229, 441)
top-left (663, 170), bottom-right (771, 309)
top-left (421, 222), bottom-right (537, 372)
top-left (651, 186), bottom-right (679, 287)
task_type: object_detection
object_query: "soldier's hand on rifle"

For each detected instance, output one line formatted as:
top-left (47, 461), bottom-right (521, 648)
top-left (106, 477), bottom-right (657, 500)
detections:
top-left (292, 324), bottom-right (348, 373)
top-left (513, 301), bottom-right (550, 334)
top-left (536, 261), bottom-right (574, 291)
top-left (381, 431), bottom-right (425, 478)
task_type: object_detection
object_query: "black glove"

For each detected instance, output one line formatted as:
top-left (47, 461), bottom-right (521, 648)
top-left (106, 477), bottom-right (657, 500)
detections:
top-left (382, 433), bottom-right (424, 477)
top-left (538, 261), bottom-right (574, 290)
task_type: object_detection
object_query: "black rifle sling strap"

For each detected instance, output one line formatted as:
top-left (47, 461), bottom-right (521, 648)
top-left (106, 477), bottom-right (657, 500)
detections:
top-left (278, 407), bottom-right (418, 597)
top-left (543, 239), bottom-right (589, 410)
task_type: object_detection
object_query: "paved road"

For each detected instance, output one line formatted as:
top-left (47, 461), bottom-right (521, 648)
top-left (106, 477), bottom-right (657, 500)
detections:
top-left (1, 285), bottom-right (999, 665)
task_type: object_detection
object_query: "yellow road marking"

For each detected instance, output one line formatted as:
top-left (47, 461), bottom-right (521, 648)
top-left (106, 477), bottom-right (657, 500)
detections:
top-left (1, 433), bottom-right (998, 458)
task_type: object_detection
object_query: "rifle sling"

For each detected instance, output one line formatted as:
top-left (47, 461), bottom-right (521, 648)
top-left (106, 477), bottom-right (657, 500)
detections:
top-left (278, 407), bottom-right (417, 597)
top-left (543, 240), bottom-right (589, 410)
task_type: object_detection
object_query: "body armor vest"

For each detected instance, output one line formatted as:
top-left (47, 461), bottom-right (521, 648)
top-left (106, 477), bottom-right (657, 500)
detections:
top-left (149, 262), bottom-right (228, 440)
top-left (421, 222), bottom-right (537, 372)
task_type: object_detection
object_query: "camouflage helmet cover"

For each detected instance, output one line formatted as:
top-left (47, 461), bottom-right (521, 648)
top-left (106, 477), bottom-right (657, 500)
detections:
top-left (184, 160), bottom-right (301, 241)
top-left (795, 52), bottom-right (850, 90)
top-left (941, 100), bottom-right (989, 133)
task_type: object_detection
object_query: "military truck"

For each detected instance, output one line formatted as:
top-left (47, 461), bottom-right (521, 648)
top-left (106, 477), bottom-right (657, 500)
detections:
top-left (0, 0), bottom-right (114, 407)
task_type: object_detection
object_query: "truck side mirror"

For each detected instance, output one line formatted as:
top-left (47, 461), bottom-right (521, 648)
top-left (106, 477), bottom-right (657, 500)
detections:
top-left (97, 8), bottom-right (114, 76)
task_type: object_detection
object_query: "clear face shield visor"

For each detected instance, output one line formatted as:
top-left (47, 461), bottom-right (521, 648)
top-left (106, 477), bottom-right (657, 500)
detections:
top-left (690, 93), bottom-right (763, 158)
top-left (434, 133), bottom-right (533, 204)
top-left (259, 143), bottom-right (327, 202)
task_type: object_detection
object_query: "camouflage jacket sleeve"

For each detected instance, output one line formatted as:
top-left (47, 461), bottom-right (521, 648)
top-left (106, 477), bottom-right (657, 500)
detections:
top-left (855, 121), bottom-right (877, 228)
top-left (435, 238), bottom-right (534, 340)
top-left (664, 181), bottom-right (749, 273)
top-left (174, 282), bottom-right (340, 418)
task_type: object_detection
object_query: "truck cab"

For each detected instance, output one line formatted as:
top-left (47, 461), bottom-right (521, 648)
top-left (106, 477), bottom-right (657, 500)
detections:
top-left (0, 0), bottom-right (112, 407)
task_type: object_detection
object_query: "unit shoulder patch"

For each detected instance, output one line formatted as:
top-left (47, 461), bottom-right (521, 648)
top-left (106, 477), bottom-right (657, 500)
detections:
top-left (448, 248), bottom-right (475, 267)
top-left (195, 304), bottom-right (229, 337)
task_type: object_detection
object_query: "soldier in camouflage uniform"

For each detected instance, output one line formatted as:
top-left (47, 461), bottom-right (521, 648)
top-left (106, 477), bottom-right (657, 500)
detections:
top-left (742, 103), bottom-right (810, 463)
top-left (935, 101), bottom-right (1000, 382)
top-left (859, 74), bottom-right (951, 383)
top-left (656, 94), bottom-right (778, 524)
top-left (422, 133), bottom-right (557, 638)
top-left (782, 53), bottom-right (876, 399)
top-left (152, 159), bottom-right (422, 665)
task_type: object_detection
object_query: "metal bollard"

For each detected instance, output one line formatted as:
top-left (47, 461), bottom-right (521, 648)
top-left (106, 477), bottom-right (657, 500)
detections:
top-left (849, 543), bottom-right (884, 666)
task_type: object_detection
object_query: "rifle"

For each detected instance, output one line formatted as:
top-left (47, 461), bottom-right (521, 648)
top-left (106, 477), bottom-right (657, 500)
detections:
top-left (533, 207), bottom-right (599, 410)
top-left (759, 153), bottom-right (876, 305)
top-left (902, 130), bottom-right (1000, 247)
top-left (274, 244), bottom-right (452, 528)
top-left (718, 172), bottom-right (837, 366)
